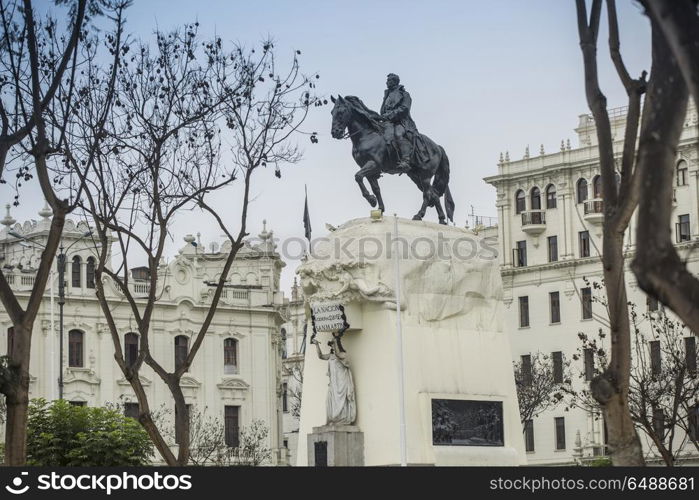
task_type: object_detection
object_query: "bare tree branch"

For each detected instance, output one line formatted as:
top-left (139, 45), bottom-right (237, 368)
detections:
top-left (631, 10), bottom-right (696, 332)
top-left (78, 29), bottom-right (321, 465)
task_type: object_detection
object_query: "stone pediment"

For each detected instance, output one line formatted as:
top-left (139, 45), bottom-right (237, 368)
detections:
top-left (217, 377), bottom-right (249, 392)
top-left (64, 368), bottom-right (101, 386)
top-left (117, 375), bottom-right (152, 387)
top-left (64, 319), bottom-right (93, 333)
top-left (180, 376), bottom-right (201, 389)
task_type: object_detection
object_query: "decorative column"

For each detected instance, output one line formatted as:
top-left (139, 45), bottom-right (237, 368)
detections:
top-left (559, 180), bottom-right (573, 260)
top-left (496, 189), bottom-right (510, 268)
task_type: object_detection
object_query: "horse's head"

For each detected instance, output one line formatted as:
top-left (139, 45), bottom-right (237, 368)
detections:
top-left (330, 95), bottom-right (351, 139)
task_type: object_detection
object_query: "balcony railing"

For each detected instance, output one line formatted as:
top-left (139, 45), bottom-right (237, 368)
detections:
top-left (132, 282), bottom-right (150, 296)
top-left (3, 272), bottom-right (34, 289)
top-left (584, 199), bottom-right (604, 215)
top-left (219, 288), bottom-right (249, 301)
top-left (21, 275), bottom-right (35, 287)
top-left (583, 199), bottom-right (604, 224)
top-left (521, 210), bottom-right (546, 235)
top-left (521, 210), bottom-right (545, 225)
top-left (228, 289), bottom-right (249, 300)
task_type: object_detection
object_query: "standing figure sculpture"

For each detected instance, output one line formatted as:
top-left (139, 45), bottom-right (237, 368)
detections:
top-left (312, 330), bottom-right (356, 425)
top-left (330, 73), bottom-right (455, 224)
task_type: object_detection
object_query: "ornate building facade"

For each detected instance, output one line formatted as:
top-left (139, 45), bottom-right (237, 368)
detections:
top-left (0, 209), bottom-right (287, 464)
top-left (485, 102), bottom-right (699, 464)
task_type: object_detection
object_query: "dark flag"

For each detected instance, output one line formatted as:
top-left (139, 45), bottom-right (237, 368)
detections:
top-left (303, 185), bottom-right (312, 241)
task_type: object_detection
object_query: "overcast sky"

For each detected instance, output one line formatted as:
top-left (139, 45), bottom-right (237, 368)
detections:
top-left (2, 0), bottom-right (651, 292)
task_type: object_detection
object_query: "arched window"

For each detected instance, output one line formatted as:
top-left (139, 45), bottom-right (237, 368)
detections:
top-left (68, 330), bottom-right (84, 367)
top-left (71, 256), bottom-right (82, 287)
top-left (530, 187), bottom-right (541, 210)
top-left (174, 335), bottom-right (189, 371)
top-left (677, 160), bottom-right (688, 186)
top-left (515, 190), bottom-right (526, 214)
top-left (546, 184), bottom-right (557, 209)
top-left (576, 178), bottom-right (588, 204)
top-left (86, 257), bottom-right (95, 289)
top-left (593, 175), bottom-right (603, 199)
top-left (224, 338), bottom-right (238, 374)
top-left (125, 332), bottom-right (138, 368)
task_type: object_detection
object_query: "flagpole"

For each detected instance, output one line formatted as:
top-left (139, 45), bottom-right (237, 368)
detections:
top-left (303, 184), bottom-right (312, 249)
top-left (393, 214), bottom-right (407, 466)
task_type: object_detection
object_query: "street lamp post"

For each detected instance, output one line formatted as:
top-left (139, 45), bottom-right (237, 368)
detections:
top-left (56, 246), bottom-right (66, 400)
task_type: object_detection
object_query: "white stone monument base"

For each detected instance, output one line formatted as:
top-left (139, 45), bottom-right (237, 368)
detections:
top-left (296, 217), bottom-right (526, 466)
top-left (307, 425), bottom-right (364, 466)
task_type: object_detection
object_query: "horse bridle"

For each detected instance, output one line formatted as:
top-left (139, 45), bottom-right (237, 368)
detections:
top-left (339, 128), bottom-right (362, 140)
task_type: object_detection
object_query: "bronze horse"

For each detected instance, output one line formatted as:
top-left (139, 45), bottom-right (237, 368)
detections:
top-left (330, 95), bottom-right (454, 224)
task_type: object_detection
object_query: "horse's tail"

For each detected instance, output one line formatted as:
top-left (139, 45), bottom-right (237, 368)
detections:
top-left (444, 186), bottom-right (455, 223)
top-left (429, 148), bottom-right (455, 222)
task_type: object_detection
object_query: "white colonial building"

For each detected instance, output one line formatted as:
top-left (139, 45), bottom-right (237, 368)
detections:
top-left (485, 102), bottom-right (699, 465)
top-left (0, 208), bottom-right (288, 464)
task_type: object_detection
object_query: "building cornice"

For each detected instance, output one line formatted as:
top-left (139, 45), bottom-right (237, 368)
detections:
top-left (502, 240), bottom-right (699, 278)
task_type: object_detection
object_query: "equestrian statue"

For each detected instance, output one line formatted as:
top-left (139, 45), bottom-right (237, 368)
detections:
top-left (330, 73), bottom-right (455, 224)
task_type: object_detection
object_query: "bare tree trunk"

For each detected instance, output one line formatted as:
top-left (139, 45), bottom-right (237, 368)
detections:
top-left (4, 323), bottom-right (31, 465)
top-left (5, 394), bottom-right (29, 465)
top-left (575, 0), bottom-right (645, 465)
top-left (133, 384), bottom-right (178, 466)
top-left (1, 207), bottom-right (67, 464)
top-left (647, 430), bottom-right (674, 466)
top-left (170, 380), bottom-right (190, 466)
top-left (76, 31), bottom-right (318, 465)
top-left (591, 232), bottom-right (644, 465)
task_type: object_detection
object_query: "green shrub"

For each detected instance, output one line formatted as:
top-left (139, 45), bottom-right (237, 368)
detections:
top-left (587, 456), bottom-right (613, 467)
top-left (27, 398), bottom-right (153, 466)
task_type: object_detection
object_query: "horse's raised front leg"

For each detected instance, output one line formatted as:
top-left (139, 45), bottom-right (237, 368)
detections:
top-left (355, 160), bottom-right (381, 207)
top-left (367, 175), bottom-right (385, 213)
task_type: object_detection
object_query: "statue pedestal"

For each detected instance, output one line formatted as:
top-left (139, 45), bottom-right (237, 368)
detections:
top-left (307, 425), bottom-right (364, 466)
top-left (296, 217), bottom-right (525, 466)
